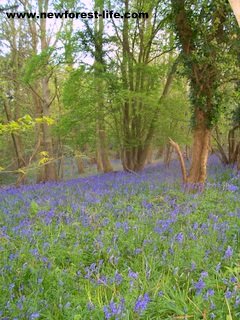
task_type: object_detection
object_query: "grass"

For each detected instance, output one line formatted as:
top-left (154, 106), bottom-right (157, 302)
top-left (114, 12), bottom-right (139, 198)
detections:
top-left (0, 158), bottom-right (239, 319)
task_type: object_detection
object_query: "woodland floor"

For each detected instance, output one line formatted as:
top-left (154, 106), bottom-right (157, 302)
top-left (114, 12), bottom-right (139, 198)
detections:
top-left (0, 156), bottom-right (239, 319)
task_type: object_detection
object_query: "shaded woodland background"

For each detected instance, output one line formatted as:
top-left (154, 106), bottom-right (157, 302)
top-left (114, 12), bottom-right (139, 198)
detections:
top-left (0, 0), bottom-right (240, 186)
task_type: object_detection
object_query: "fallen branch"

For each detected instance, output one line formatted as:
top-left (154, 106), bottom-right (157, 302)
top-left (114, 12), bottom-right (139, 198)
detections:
top-left (169, 137), bottom-right (187, 183)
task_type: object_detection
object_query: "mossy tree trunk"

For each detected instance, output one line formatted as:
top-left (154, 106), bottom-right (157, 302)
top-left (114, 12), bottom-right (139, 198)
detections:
top-left (171, 0), bottom-right (230, 185)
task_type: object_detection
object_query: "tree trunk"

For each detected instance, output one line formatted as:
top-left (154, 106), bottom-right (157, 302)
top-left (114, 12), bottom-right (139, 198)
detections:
top-left (213, 125), bottom-right (239, 166)
top-left (58, 158), bottom-right (64, 179)
top-left (76, 156), bottom-right (85, 174)
top-left (136, 145), bottom-right (151, 170)
top-left (121, 148), bottom-right (133, 171)
top-left (228, 127), bottom-right (235, 164)
top-left (3, 18), bottom-right (27, 185)
top-left (37, 0), bottom-right (57, 183)
top-left (186, 109), bottom-right (211, 184)
top-left (146, 147), bottom-right (153, 164)
top-left (42, 79), bottom-right (57, 181)
top-left (171, 0), bottom-right (227, 186)
top-left (187, 125), bottom-right (211, 184)
top-left (155, 146), bottom-right (164, 160)
top-left (213, 127), bottom-right (229, 165)
top-left (237, 145), bottom-right (240, 170)
top-left (96, 149), bottom-right (103, 172)
top-left (164, 144), bottom-right (173, 167)
top-left (185, 145), bottom-right (190, 161)
top-left (98, 127), bottom-right (113, 172)
top-left (93, 0), bottom-right (113, 174)
top-left (228, 126), bottom-right (240, 164)
top-left (3, 102), bottom-right (26, 171)
top-left (169, 110), bottom-right (211, 185)
top-left (121, 144), bottom-right (149, 172)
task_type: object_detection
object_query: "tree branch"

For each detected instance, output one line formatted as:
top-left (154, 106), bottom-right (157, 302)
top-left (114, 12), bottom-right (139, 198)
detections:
top-left (169, 137), bottom-right (187, 183)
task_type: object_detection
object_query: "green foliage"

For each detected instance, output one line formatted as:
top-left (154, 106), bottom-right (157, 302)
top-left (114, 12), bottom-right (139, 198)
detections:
top-left (171, 0), bottom-right (240, 128)
top-left (0, 115), bottom-right (54, 135)
top-left (56, 68), bottom-right (97, 148)
top-left (38, 151), bottom-right (53, 165)
top-left (22, 48), bottom-right (54, 84)
top-left (156, 77), bottom-right (191, 147)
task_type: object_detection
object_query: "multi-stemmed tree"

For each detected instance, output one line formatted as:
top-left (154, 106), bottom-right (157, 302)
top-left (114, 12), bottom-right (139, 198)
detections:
top-left (108, 0), bottom-right (179, 171)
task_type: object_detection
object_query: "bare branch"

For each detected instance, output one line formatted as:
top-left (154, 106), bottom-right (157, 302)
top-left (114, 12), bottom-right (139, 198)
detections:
top-left (147, 47), bottom-right (176, 64)
top-left (27, 84), bottom-right (45, 103)
top-left (169, 138), bottom-right (187, 183)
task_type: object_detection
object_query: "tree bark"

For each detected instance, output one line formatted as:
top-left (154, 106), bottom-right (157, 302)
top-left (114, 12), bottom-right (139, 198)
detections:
top-left (3, 18), bottom-right (27, 185)
top-left (94, 0), bottom-right (113, 174)
top-left (76, 156), bottom-right (84, 174)
top-left (98, 127), bottom-right (113, 172)
top-left (155, 146), bottom-right (164, 159)
top-left (3, 102), bottom-right (26, 172)
top-left (237, 144), bottom-right (240, 170)
top-left (171, 0), bottom-right (228, 185)
top-left (37, 0), bottom-right (57, 182)
top-left (169, 110), bottom-right (211, 185)
top-left (213, 125), bottom-right (240, 166)
top-left (146, 147), bottom-right (153, 164)
top-left (213, 127), bottom-right (229, 165)
top-left (187, 124), bottom-right (211, 183)
top-left (164, 144), bottom-right (173, 167)
top-left (228, 125), bottom-right (240, 164)
top-left (96, 149), bottom-right (103, 172)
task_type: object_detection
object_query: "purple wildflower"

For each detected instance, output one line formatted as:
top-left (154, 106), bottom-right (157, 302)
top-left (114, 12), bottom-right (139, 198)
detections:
top-left (17, 300), bottom-right (23, 310)
top-left (235, 296), bottom-right (240, 307)
top-left (200, 271), bottom-right (208, 278)
top-left (9, 283), bottom-right (15, 290)
top-left (194, 278), bottom-right (205, 295)
top-left (97, 275), bottom-right (108, 285)
top-left (158, 290), bottom-right (164, 297)
top-left (29, 313), bottom-right (40, 320)
top-left (193, 222), bottom-right (198, 230)
top-left (207, 289), bottom-right (214, 296)
top-left (227, 184), bottom-right (238, 192)
top-left (134, 293), bottom-right (150, 314)
top-left (225, 290), bottom-right (233, 299)
top-left (114, 271), bottom-right (123, 285)
top-left (103, 298), bottom-right (125, 319)
top-left (128, 269), bottom-right (138, 279)
top-left (204, 289), bottom-right (214, 300)
top-left (230, 276), bottom-right (237, 283)
top-left (134, 248), bottom-right (142, 254)
top-left (175, 232), bottom-right (184, 243)
top-left (87, 301), bottom-right (95, 310)
top-left (103, 306), bottom-right (111, 320)
top-left (224, 246), bottom-right (233, 259)
top-left (191, 262), bottom-right (196, 271)
top-left (115, 222), bottom-right (121, 228)
top-left (64, 302), bottom-right (71, 308)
